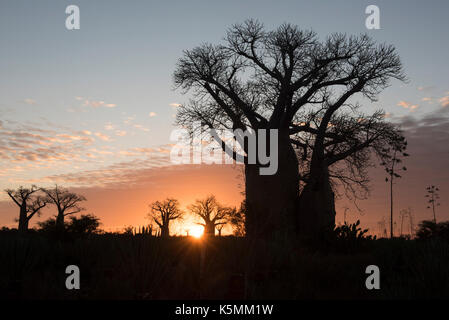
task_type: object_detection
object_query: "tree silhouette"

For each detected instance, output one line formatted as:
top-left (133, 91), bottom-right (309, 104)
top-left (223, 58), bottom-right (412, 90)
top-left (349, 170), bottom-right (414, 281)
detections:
top-left (382, 141), bottom-right (408, 238)
top-left (67, 214), bottom-right (101, 234)
top-left (174, 19), bottom-right (405, 240)
top-left (43, 185), bottom-right (86, 231)
top-left (5, 185), bottom-right (47, 233)
top-left (148, 198), bottom-right (183, 238)
top-left (189, 195), bottom-right (231, 237)
top-left (425, 185), bottom-right (440, 223)
top-left (228, 201), bottom-right (246, 237)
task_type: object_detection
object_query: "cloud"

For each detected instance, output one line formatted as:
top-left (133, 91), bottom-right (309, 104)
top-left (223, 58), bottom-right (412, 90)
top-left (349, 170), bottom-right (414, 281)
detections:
top-left (148, 112), bottom-right (157, 117)
top-left (169, 103), bottom-right (182, 108)
top-left (115, 130), bottom-right (127, 137)
top-left (94, 132), bottom-right (111, 141)
top-left (417, 86), bottom-right (435, 92)
top-left (104, 123), bottom-right (114, 130)
top-left (397, 100), bottom-right (418, 111)
top-left (133, 124), bottom-right (150, 132)
top-left (83, 99), bottom-right (116, 108)
top-left (439, 95), bottom-right (449, 107)
top-left (23, 98), bottom-right (37, 105)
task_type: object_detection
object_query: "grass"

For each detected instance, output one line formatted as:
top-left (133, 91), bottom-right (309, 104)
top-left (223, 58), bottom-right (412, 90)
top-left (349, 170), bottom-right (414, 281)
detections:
top-left (0, 231), bottom-right (448, 299)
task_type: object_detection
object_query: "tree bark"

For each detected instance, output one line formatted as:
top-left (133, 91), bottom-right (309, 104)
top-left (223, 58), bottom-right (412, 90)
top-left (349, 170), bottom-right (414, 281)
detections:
top-left (56, 210), bottom-right (65, 231)
top-left (18, 205), bottom-right (28, 233)
top-left (204, 222), bottom-right (215, 237)
top-left (244, 131), bottom-right (299, 241)
top-left (297, 162), bottom-right (336, 238)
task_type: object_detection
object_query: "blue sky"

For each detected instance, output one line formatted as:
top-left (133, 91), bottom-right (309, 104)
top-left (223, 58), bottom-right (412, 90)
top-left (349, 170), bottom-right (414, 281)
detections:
top-left (1, 0), bottom-right (449, 230)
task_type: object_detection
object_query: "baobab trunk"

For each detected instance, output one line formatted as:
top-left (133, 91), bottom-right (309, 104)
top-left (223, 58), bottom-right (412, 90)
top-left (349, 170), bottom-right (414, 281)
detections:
top-left (56, 211), bottom-right (65, 231)
top-left (18, 205), bottom-right (29, 233)
top-left (204, 223), bottom-right (215, 237)
top-left (244, 131), bottom-right (299, 241)
top-left (297, 162), bottom-right (336, 238)
top-left (161, 224), bottom-right (170, 238)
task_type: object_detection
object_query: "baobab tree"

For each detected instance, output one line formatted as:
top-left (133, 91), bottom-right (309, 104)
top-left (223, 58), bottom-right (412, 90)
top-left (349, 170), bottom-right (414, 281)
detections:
top-left (5, 185), bottom-right (47, 233)
top-left (174, 19), bottom-right (405, 240)
top-left (148, 198), bottom-right (183, 237)
top-left (43, 185), bottom-right (86, 230)
top-left (189, 195), bottom-right (231, 237)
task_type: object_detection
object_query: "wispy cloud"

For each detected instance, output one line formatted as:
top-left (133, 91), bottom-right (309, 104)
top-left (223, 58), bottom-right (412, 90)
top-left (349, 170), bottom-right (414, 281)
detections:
top-left (82, 99), bottom-right (116, 108)
top-left (94, 132), bottom-right (112, 141)
top-left (439, 95), bottom-right (449, 107)
top-left (148, 112), bottom-right (157, 117)
top-left (23, 98), bottom-right (37, 105)
top-left (397, 100), bottom-right (418, 111)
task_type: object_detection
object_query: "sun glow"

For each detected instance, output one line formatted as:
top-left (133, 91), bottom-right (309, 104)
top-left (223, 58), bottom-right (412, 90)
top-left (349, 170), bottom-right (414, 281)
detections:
top-left (189, 225), bottom-right (204, 238)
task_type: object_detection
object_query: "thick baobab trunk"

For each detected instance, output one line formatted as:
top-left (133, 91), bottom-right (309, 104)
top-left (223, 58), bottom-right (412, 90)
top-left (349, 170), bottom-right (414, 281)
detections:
top-left (204, 222), bottom-right (215, 237)
top-left (244, 131), bottom-right (299, 241)
top-left (161, 224), bottom-right (170, 238)
top-left (18, 205), bottom-right (29, 233)
top-left (56, 211), bottom-right (65, 231)
top-left (297, 162), bottom-right (336, 238)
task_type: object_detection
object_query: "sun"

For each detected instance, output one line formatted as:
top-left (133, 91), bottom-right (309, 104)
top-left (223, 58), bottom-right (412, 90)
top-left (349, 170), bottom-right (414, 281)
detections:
top-left (189, 225), bottom-right (204, 238)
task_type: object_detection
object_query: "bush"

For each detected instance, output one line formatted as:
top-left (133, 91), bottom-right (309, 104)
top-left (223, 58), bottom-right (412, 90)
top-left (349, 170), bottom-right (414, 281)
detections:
top-left (416, 220), bottom-right (449, 241)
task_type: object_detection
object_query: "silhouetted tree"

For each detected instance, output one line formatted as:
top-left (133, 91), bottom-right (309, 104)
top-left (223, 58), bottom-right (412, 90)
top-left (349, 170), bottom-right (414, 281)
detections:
top-left (382, 141), bottom-right (408, 238)
top-left (5, 185), bottom-right (47, 233)
top-left (416, 220), bottom-right (449, 241)
top-left (425, 185), bottom-right (440, 223)
top-left (229, 201), bottom-right (246, 237)
top-left (189, 195), bottom-right (231, 237)
top-left (43, 185), bottom-right (86, 231)
top-left (148, 198), bottom-right (183, 237)
top-left (174, 19), bottom-right (405, 240)
top-left (67, 214), bottom-right (101, 234)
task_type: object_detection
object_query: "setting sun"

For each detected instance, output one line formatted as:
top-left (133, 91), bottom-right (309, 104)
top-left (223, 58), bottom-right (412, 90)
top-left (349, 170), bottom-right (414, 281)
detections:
top-left (189, 225), bottom-right (204, 238)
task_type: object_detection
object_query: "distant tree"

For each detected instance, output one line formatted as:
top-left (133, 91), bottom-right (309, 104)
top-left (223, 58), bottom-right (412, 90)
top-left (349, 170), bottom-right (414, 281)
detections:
top-left (5, 185), bottom-right (47, 233)
top-left (67, 214), bottom-right (101, 234)
top-left (148, 198), bottom-right (183, 238)
top-left (189, 195), bottom-right (231, 237)
top-left (382, 143), bottom-right (408, 238)
top-left (122, 225), bottom-right (134, 235)
top-left (216, 224), bottom-right (224, 236)
top-left (43, 185), bottom-right (86, 231)
top-left (425, 185), bottom-right (440, 223)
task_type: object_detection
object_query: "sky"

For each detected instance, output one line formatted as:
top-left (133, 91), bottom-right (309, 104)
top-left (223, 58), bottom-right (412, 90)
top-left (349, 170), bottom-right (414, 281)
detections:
top-left (1, 0), bottom-right (449, 235)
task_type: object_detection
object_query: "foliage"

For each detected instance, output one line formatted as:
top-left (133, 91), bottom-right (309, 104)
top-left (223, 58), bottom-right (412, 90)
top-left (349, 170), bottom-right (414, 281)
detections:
top-left (416, 220), bottom-right (449, 242)
top-left (66, 214), bottom-right (101, 234)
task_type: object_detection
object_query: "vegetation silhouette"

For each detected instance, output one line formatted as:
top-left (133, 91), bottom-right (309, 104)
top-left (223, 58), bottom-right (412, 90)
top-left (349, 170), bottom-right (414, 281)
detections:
top-left (1, 20), bottom-right (449, 300)
top-left (174, 19), bottom-right (406, 242)
top-left (148, 198), bottom-right (183, 238)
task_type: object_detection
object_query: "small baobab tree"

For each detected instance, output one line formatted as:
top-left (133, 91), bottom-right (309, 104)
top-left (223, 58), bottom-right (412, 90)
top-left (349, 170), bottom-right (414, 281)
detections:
top-left (189, 195), bottom-right (231, 237)
top-left (5, 185), bottom-right (47, 233)
top-left (148, 198), bottom-right (183, 237)
top-left (43, 185), bottom-right (86, 231)
top-left (425, 185), bottom-right (440, 223)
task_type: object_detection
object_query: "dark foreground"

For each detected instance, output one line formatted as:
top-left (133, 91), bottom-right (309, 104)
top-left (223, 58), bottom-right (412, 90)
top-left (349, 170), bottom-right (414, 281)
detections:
top-left (1, 232), bottom-right (448, 299)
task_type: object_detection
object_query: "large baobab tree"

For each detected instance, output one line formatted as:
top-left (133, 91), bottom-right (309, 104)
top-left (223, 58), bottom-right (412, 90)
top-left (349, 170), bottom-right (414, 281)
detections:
top-left (148, 198), bottom-right (183, 237)
top-left (174, 20), bottom-right (405, 240)
top-left (189, 195), bottom-right (231, 237)
top-left (5, 185), bottom-right (47, 233)
top-left (43, 185), bottom-right (86, 230)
